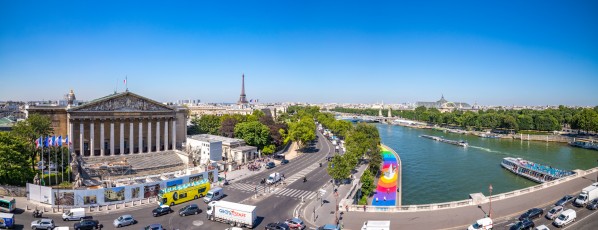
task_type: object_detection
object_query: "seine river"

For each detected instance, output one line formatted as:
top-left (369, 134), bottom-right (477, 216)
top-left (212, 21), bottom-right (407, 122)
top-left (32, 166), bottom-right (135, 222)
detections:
top-left (376, 123), bottom-right (598, 205)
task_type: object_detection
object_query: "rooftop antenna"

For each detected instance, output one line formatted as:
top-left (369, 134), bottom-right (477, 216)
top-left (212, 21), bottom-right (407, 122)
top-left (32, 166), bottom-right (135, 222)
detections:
top-left (125, 75), bottom-right (128, 92)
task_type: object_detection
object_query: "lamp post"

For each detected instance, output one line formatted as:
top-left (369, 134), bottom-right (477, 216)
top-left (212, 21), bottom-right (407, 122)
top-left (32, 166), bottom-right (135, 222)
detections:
top-left (489, 184), bottom-right (493, 218)
top-left (334, 191), bottom-right (339, 224)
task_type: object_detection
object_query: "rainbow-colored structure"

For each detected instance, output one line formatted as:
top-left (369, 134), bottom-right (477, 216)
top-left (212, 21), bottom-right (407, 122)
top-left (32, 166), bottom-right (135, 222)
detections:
top-left (372, 146), bottom-right (399, 206)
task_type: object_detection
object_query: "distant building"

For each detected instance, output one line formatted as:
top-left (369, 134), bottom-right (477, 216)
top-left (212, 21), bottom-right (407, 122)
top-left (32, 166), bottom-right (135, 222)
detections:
top-left (186, 135), bottom-right (223, 165)
top-left (416, 95), bottom-right (471, 112)
top-left (187, 134), bottom-right (258, 165)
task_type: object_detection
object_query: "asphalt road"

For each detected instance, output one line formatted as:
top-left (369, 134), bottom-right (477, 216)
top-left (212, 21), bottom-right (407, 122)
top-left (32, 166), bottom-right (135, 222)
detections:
top-left (14, 131), bottom-right (334, 230)
top-left (493, 197), bottom-right (598, 230)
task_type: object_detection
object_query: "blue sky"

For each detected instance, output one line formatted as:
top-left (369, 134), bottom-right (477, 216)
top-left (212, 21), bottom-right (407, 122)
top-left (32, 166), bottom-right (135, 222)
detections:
top-left (1, 1), bottom-right (597, 106)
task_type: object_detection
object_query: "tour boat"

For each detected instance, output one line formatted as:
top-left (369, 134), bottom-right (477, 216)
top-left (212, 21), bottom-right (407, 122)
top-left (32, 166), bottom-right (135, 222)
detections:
top-left (420, 135), bottom-right (468, 148)
top-left (569, 138), bottom-right (598, 151)
top-left (501, 157), bottom-right (575, 183)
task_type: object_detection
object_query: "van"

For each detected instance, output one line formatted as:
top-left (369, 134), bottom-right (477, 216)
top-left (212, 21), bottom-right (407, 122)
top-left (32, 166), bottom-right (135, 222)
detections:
top-left (62, 208), bottom-right (86, 221)
top-left (553, 209), bottom-right (576, 227)
top-left (467, 217), bottom-right (493, 230)
top-left (203, 187), bottom-right (224, 203)
top-left (0, 213), bottom-right (15, 229)
top-left (361, 220), bottom-right (390, 230)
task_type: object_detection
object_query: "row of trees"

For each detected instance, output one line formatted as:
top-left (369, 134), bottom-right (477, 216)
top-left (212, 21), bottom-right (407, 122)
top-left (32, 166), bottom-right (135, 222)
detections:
top-left (188, 111), bottom-right (288, 154)
top-left (0, 114), bottom-right (57, 186)
top-left (334, 106), bottom-right (598, 133)
top-left (313, 110), bottom-right (382, 205)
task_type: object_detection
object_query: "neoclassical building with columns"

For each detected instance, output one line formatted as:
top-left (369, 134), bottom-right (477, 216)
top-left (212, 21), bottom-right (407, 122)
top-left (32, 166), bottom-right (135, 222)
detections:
top-left (28, 91), bottom-right (188, 156)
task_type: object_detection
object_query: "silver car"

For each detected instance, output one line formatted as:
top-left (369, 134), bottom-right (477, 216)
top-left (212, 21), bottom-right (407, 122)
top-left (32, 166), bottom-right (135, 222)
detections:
top-left (545, 205), bottom-right (563, 220)
top-left (113, 214), bottom-right (136, 228)
top-left (31, 218), bottom-right (55, 230)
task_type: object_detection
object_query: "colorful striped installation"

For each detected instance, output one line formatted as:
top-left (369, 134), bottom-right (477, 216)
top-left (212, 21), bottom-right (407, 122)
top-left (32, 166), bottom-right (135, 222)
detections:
top-left (372, 146), bottom-right (398, 206)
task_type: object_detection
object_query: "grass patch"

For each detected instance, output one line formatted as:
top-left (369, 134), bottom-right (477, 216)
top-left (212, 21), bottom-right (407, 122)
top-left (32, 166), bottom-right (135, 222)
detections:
top-left (517, 130), bottom-right (552, 135)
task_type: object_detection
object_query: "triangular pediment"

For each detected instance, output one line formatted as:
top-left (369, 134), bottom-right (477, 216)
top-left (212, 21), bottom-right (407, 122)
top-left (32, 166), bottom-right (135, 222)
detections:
top-left (70, 92), bottom-right (174, 112)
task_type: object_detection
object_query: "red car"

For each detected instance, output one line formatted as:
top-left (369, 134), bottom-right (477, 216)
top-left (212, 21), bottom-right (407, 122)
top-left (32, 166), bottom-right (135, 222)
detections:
top-left (285, 218), bottom-right (306, 230)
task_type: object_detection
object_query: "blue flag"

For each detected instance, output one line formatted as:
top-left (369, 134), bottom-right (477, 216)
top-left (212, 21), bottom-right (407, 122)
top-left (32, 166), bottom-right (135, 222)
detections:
top-left (44, 137), bottom-right (49, 147)
top-left (58, 136), bottom-right (63, 147)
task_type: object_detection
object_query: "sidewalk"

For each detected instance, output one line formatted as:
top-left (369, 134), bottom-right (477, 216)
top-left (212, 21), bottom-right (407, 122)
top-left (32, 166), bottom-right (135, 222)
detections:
top-left (224, 142), bottom-right (300, 182)
top-left (302, 164), bottom-right (368, 228)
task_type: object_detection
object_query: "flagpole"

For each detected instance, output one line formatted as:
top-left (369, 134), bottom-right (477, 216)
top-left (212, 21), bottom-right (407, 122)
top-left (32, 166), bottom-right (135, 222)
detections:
top-left (40, 137), bottom-right (44, 186)
top-left (47, 137), bottom-right (51, 186)
top-left (67, 136), bottom-right (71, 183)
top-left (61, 142), bottom-right (64, 183)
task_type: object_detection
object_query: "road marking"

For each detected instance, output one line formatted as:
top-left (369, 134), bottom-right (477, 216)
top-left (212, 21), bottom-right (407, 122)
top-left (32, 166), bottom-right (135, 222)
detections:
top-left (192, 220), bottom-right (204, 226)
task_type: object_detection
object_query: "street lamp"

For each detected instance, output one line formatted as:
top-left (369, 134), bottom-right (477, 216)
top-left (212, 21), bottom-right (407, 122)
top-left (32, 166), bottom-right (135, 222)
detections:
top-left (334, 191), bottom-right (339, 224)
top-left (489, 184), bottom-right (493, 218)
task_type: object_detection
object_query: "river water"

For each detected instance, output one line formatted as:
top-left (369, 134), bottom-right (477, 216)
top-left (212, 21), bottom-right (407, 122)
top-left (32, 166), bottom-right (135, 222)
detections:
top-left (376, 123), bottom-right (598, 205)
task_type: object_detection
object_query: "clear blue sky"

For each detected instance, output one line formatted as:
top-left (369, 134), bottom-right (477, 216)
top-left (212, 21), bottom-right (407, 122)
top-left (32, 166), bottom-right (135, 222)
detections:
top-left (1, 1), bottom-right (597, 106)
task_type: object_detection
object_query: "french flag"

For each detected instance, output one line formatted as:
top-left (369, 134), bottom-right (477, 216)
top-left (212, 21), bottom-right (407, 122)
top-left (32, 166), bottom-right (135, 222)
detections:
top-left (35, 137), bottom-right (41, 148)
top-left (57, 136), bottom-right (62, 147)
top-left (48, 136), bottom-right (54, 146)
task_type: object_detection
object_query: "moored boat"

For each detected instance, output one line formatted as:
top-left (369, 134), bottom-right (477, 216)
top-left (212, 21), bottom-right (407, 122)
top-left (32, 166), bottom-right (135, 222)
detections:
top-left (420, 135), bottom-right (468, 148)
top-left (500, 157), bottom-right (575, 183)
top-left (569, 138), bottom-right (598, 151)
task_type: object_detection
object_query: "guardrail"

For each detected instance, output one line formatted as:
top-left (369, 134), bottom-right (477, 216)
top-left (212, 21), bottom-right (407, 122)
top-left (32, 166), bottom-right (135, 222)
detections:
top-left (347, 167), bottom-right (598, 213)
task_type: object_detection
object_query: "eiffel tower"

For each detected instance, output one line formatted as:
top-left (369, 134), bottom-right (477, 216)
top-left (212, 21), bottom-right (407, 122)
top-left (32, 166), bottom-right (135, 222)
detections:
top-left (237, 74), bottom-right (249, 105)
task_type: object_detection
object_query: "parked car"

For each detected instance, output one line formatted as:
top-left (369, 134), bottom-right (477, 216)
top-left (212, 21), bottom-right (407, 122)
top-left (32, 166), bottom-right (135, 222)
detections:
top-left (587, 198), bottom-right (598, 210)
top-left (113, 214), bottom-right (136, 228)
top-left (143, 223), bottom-right (165, 230)
top-left (317, 224), bottom-right (341, 230)
top-left (510, 219), bottom-right (535, 230)
top-left (519, 208), bottom-right (544, 221)
top-left (179, 204), bottom-right (201, 216)
top-left (74, 219), bottom-right (101, 230)
top-left (152, 205), bottom-right (173, 217)
top-left (281, 159), bottom-right (290, 165)
top-left (31, 218), bottom-right (55, 230)
top-left (553, 209), bottom-right (576, 227)
top-left (265, 162), bottom-right (276, 169)
top-left (285, 217), bottom-right (306, 229)
top-left (545, 206), bottom-right (564, 220)
top-left (467, 217), bottom-right (493, 230)
top-left (555, 195), bottom-right (575, 206)
top-left (265, 222), bottom-right (290, 230)
top-left (535, 225), bottom-right (550, 230)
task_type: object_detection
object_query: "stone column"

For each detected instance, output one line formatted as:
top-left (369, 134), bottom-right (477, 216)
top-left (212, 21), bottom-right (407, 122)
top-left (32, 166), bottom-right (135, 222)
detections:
top-left (90, 122), bottom-right (95, 157)
top-left (68, 121), bottom-right (73, 150)
top-left (129, 121), bottom-right (134, 154)
top-left (100, 121), bottom-right (105, 156)
top-left (172, 120), bottom-right (176, 150)
top-left (164, 118), bottom-right (169, 151)
top-left (156, 119), bottom-right (161, 151)
top-left (110, 121), bottom-right (115, 155)
top-left (120, 121), bottom-right (125, 154)
top-left (79, 122), bottom-right (84, 156)
top-left (138, 119), bottom-right (143, 153)
top-left (148, 120), bottom-right (152, 152)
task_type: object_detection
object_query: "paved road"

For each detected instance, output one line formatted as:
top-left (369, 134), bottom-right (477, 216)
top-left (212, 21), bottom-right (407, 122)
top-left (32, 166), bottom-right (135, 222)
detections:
top-left (341, 172), bottom-right (598, 230)
top-left (13, 131), bottom-right (333, 230)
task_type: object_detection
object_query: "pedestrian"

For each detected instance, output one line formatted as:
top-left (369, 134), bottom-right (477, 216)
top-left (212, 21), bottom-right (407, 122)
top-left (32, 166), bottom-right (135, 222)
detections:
top-left (345, 205), bottom-right (349, 212)
top-left (375, 197), bottom-right (379, 202)
top-left (386, 188), bottom-right (389, 194)
top-left (363, 205), bottom-right (366, 212)
top-left (384, 196), bottom-right (387, 201)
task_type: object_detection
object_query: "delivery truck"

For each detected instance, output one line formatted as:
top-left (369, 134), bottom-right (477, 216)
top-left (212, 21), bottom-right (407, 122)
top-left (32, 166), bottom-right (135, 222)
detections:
top-left (207, 201), bottom-right (256, 229)
top-left (266, 172), bottom-right (281, 184)
top-left (574, 184), bottom-right (598, 207)
top-left (62, 208), bottom-right (86, 221)
top-left (0, 213), bottom-right (15, 229)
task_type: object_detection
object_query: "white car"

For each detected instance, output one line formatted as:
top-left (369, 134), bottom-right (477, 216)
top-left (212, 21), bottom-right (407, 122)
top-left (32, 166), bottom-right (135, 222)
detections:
top-left (535, 225), bottom-right (550, 230)
top-left (553, 209), bottom-right (576, 227)
top-left (31, 219), bottom-right (55, 230)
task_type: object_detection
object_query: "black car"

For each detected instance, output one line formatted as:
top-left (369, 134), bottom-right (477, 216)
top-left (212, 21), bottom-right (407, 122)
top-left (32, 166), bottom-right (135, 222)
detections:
top-left (179, 204), bottom-right (201, 216)
top-left (152, 205), bottom-right (173, 217)
top-left (281, 159), bottom-right (289, 165)
top-left (518, 208), bottom-right (543, 221)
top-left (587, 198), bottom-right (598, 210)
top-left (509, 219), bottom-right (535, 230)
top-left (74, 219), bottom-right (101, 230)
top-left (265, 162), bottom-right (276, 169)
top-left (555, 195), bottom-right (575, 206)
top-left (265, 222), bottom-right (290, 230)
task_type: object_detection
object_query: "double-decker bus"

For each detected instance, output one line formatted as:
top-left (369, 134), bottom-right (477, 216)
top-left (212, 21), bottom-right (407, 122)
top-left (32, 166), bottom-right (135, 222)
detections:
top-left (159, 179), bottom-right (210, 206)
top-left (0, 196), bottom-right (16, 213)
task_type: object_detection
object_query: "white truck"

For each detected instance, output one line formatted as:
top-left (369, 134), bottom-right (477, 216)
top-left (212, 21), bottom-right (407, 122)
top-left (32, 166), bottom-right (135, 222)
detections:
top-left (573, 183), bottom-right (598, 207)
top-left (361, 220), bottom-right (390, 230)
top-left (266, 172), bottom-right (281, 184)
top-left (207, 201), bottom-right (257, 229)
top-left (62, 208), bottom-right (86, 221)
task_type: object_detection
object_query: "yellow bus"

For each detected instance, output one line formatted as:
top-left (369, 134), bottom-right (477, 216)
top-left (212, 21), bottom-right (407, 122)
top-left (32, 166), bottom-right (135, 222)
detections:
top-left (159, 179), bottom-right (210, 206)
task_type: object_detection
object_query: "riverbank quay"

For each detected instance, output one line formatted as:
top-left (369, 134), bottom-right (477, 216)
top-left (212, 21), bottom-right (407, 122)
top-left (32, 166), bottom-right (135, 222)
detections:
top-left (389, 118), bottom-right (582, 144)
top-left (341, 169), bottom-right (598, 229)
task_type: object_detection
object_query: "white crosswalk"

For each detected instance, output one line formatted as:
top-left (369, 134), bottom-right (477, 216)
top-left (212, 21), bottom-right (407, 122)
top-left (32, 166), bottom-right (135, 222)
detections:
top-left (285, 164), bottom-right (319, 183)
top-left (273, 188), bottom-right (317, 200)
top-left (228, 183), bottom-right (259, 192)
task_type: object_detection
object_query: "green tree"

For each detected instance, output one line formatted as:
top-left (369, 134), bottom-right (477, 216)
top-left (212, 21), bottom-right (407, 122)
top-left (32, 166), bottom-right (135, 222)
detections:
top-left (360, 169), bottom-right (375, 197)
top-left (286, 117), bottom-right (316, 149)
top-left (191, 115), bottom-right (221, 135)
top-left (517, 114), bottom-right (534, 130)
top-left (219, 117), bottom-right (238, 138)
top-left (234, 121), bottom-right (271, 150)
top-left (534, 115), bottom-right (560, 131)
top-left (571, 108), bottom-right (598, 133)
top-left (11, 114), bottom-right (53, 170)
top-left (327, 155), bottom-right (352, 183)
top-left (0, 132), bottom-right (35, 185)
top-left (262, 144), bottom-right (276, 155)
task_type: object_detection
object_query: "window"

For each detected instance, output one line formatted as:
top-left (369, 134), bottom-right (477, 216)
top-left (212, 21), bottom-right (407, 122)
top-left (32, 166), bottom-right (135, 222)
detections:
top-left (173, 192), bottom-right (178, 201)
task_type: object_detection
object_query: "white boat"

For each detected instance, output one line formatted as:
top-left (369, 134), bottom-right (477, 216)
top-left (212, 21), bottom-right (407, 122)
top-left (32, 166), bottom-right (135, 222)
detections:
top-left (500, 157), bottom-right (575, 183)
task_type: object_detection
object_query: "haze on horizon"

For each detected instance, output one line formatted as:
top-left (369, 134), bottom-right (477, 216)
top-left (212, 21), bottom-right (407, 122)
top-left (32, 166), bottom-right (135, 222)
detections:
top-left (1, 1), bottom-right (597, 106)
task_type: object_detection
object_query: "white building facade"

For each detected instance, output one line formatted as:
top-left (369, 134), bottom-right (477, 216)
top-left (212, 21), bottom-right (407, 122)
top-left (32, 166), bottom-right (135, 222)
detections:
top-left (186, 136), bottom-right (223, 165)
